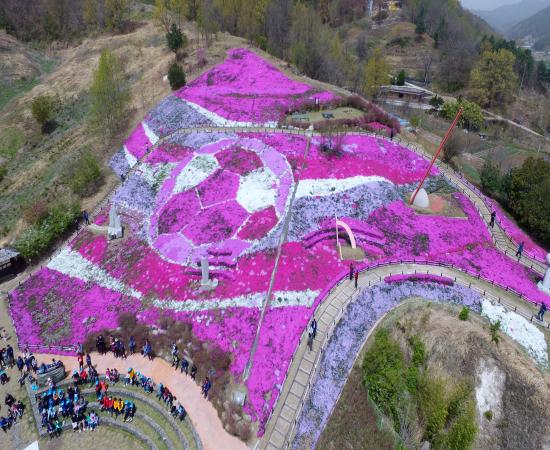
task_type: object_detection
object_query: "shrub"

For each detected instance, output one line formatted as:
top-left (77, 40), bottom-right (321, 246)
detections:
top-left (490, 320), bottom-right (501, 345)
top-left (417, 375), bottom-right (448, 442)
top-left (458, 307), bottom-right (469, 321)
top-left (254, 34), bottom-right (268, 51)
top-left (430, 95), bottom-right (444, 109)
top-left (196, 48), bottom-right (207, 67)
top-left (396, 70), bottom-right (406, 86)
top-left (168, 61), bottom-right (186, 90)
top-left (0, 165), bottom-right (6, 182)
top-left (22, 200), bottom-right (50, 226)
top-left (484, 410), bottom-right (493, 420)
top-left (442, 132), bottom-right (467, 164)
top-left (14, 201), bottom-right (80, 261)
top-left (69, 151), bottom-right (103, 197)
top-left (409, 335), bottom-right (426, 367)
top-left (443, 400), bottom-right (477, 450)
top-left (362, 329), bottom-right (406, 424)
top-left (31, 95), bottom-right (57, 133)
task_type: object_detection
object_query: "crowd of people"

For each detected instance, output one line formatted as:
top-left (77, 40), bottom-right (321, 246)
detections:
top-left (0, 335), bottom-right (30, 434)
top-left (0, 394), bottom-right (25, 433)
top-left (36, 382), bottom-right (96, 437)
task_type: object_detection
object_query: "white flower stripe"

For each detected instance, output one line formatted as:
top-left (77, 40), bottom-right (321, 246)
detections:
top-left (295, 176), bottom-right (393, 198)
top-left (182, 99), bottom-right (278, 128)
top-left (153, 289), bottom-right (320, 312)
top-left (142, 121), bottom-right (159, 145)
top-left (48, 248), bottom-right (143, 299)
top-left (123, 146), bottom-right (138, 168)
top-left (481, 298), bottom-right (548, 368)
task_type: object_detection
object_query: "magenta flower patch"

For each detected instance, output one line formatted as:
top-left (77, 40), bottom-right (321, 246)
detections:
top-left (215, 146), bottom-right (263, 175)
top-left (238, 206), bottom-right (279, 241)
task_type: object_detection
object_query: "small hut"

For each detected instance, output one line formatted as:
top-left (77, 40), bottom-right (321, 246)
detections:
top-left (0, 248), bottom-right (23, 280)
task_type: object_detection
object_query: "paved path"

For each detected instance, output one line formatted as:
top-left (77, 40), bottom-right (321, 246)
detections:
top-left (34, 353), bottom-right (248, 450)
top-left (259, 262), bottom-right (550, 450)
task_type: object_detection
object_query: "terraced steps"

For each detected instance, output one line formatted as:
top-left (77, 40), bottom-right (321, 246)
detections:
top-left (87, 402), bottom-right (170, 450)
top-left (82, 385), bottom-right (200, 450)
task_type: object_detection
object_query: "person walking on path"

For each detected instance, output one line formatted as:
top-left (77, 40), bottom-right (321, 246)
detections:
top-left (83, 210), bottom-right (90, 225)
top-left (307, 329), bottom-right (314, 352)
top-left (354, 270), bottom-right (359, 289)
top-left (180, 358), bottom-right (189, 375)
top-left (516, 241), bottom-right (524, 259)
top-left (349, 262), bottom-right (354, 281)
top-left (489, 211), bottom-right (496, 228)
top-left (311, 318), bottom-right (317, 339)
top-left (1, 329), bottom-right (8, 344)
top-left (86, 353), bottom-right (92, 369)
top-left (190, 364), bottom-right (197, 380)
top-left (537, 303), bottom-right (547, 321)
top-left (128, 336), bottom-right (136, 355)
top-left (201, 377), bottom-right (211, 398)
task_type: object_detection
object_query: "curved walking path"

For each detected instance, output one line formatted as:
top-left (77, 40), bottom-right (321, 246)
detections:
top-left (33, 352), bottom-right (248, 450)
top-left (260, 261), bottom-right (549, 450)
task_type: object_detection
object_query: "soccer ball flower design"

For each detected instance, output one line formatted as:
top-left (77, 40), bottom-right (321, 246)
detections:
top-left (148, 137), bottom-right (294, 267)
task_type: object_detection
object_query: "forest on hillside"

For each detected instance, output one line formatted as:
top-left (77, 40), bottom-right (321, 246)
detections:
top-left (1, 0), bottom-right (549, 112)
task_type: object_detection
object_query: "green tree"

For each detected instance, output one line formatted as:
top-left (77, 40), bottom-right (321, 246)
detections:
top-left (480, 161), bottom-right (502, 197)
top-left (469, 49), bottom-right (517, 108)
top-left (441, 99), bottom-right (484, 131)
top-left (166, 23), bottom-right (185, 54)
top-left (105, 0), bottom-right (128, 32)
top-left (154, 0), bottom-right (172, 32)
top-left (31, 95), bottom-right (56, 132)
top-left (396, 69), bottom-right (406, 86)
top-left (363, 49), bottom-right (390, 99)
top-left (89, 48), bottom-right (130, 137)
top-left (167, 61), bottom-right (186, 90)
top-left (508, 157), bottom-right (550, 244)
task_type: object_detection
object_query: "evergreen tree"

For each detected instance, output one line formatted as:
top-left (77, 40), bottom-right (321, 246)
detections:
top-left (168, 61), bottom-right (186, 90)
top-left (166, 23), bottom-right (185, 54)
top-left (480, 161), bottom-right (502, 197)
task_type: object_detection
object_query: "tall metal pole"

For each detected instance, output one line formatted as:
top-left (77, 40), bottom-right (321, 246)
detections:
top-left (410, 107), bottom-right (464, 205)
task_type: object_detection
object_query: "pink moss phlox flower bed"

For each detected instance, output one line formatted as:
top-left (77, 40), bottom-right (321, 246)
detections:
top-left (305, 135), bottom-right (439, 183)
top-left (486, 198), bottom-right (548, 261)
top-left (9, 49), bottom-right (550, 437)
top-left (384, 273), bottom-right (454, 286)
top-left (175, 48), bottom-right (338, 124)
top-left (367, 121), bottom-right (391, 134)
